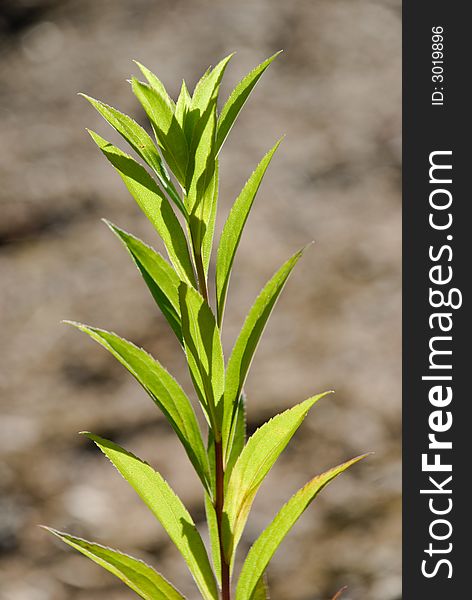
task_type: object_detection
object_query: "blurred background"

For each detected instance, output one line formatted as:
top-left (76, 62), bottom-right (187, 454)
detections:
top-left (0, 1), bottom-right (401, 599)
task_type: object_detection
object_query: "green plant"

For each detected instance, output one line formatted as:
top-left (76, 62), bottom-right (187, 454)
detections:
top-left (45, 52), bottom-right (368, 600)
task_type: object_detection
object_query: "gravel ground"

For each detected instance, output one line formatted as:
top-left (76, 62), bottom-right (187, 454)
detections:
top-left (0, 1), bottom-right (401, 599)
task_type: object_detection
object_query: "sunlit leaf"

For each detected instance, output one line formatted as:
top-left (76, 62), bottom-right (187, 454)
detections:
top-left (185, 100), bottom-right (217, 281)
top-left (235, 455), bottom-right (370, 600)
top-left (178, 283), bottom-right (225, 433)
top-left (183, 55), bottom-right (233, 275)
top-left (223, 393), bottom-right (331, 562)
top-left (131, 78), bottom-right (188, 186)
top-left (80, 94), bottom-right (184, 214)
top-left (67, 322), bottom-right (210, 493)
top-left (222, 247), bottom-right (307, 460)
top-left (224, 392), bottom-right (247, 487)
top-left (216, 52), bottom-right (282, 153)
top-left (187, 54), bottom-right (234, 140)
top-left (43, 528), bottom-right (185, 600)
top-left (205, 430), bottom-right (221, 585)
top-left (88, 130), bottom-right (195, 286)
top-left (215, 140), bottom-right (282, 326)
top-left (201, 159), bottom-right (219, 277)
top-left (175, 80), bottom-right (191, 131)
top-left (205, 492), bottom-right (221, 587)
top-left (134, 61), bottom-right (175, 109)
top-left (106, 221), bottom-right (183, 343)
top-left (84, 434), bottom-right (218, 600)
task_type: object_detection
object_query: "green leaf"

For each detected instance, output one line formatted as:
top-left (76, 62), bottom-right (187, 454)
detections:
top-left (224, 392), bottom-right (247, 487)
top-left (185, 102), bottom-right (217, 279)
top-left (223, 393), bottom-right (331, 562)
top-left (204, 492), bottom-right (221, 587)
top-left (43, 528), bottom-right (185, 600)
top-left (134, 61), bottom-right (175, 110)
top-left (88, 130), bottom-right (196, 286)
top-left (215, 140), bottom-right (282, 326)
top-left (187, 54), bottom-right (234, 140)
top-left (84, 433), bottom-right (218, 600)
top-left (205, 431), bottom-right (221, 586)
top-left (222, 247), bottom-right (307, 459)
top-left (106, 221), bottom-right (183, 343)
top-left (250, 576), bottom-right (270, 600)
top-left (131, 78), bottom-right (188, 186)
top-left (184, 55), bottom-right (232, 278)
top-left (235, 455), bottom-right (370, 600)
top-left (175, 80), bottom-right (191, 131)
top-left (178, 283), bottom-right (225, 434)
top-left (185, 99), bottom-right (217, 280)
top-left (79, 94), bottom-right (184, 214)
top-left (216, 52), bottom-right (282, 154)
top-left (67, 322), bottom-right (210, 493)
top-left (201, 159), bottom-right (219, 277)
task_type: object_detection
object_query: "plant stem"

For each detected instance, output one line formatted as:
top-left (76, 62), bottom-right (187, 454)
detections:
top-left (193, 236), bottom-right (227, 597)
top-left (215, 439), bottom-right (230, 600)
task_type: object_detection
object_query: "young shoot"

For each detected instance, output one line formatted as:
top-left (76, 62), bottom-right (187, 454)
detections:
top-left (45, 52), bottom-right (369, 600)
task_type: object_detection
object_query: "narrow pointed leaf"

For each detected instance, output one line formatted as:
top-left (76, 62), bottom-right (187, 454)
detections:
top-left (43, 528), bottom-right (185, 600)
top-left (201, 158), bottom-right (219, 277)
top-left (88, 130), bottom-right (195, 286)
top-left (185, 99), bottom-right (217, 277)
top-left (204, 492), bottom-right (221, 587)
top-left (106, 222), bottom-right (183, 343)
top-left (235, 455), bottom-right (370, 600)
top-left (216, 140), bottom-right (282, 326)
top-left (222, 247), bottom-right (306, 458)
top-left (134, 61), bottom-right (175, 109)
top-left (132, 78), bottom-right (188, 185)
top-left (205, 430), bottom-right (221, 585)
top-left (184, 55), bottom-right (232, 272)
top-left (175, 80), bottom-right (191, 131)
top-left (224, 392), bottom-right (247, 488)
top-left (80, 94), bottom-right (183, 212)
top-left (223, 393), bottom-right (330, 562)
top-left (84, 434), bottom-right (218, 600)
top-left (178, 283), bottom-right (225, 433)
top-left (216, 52), bottom-right (282, 154)
top-left (187, 54), bottom-right (233, 139)
top-left (67, 322), bottom-right (210, 492)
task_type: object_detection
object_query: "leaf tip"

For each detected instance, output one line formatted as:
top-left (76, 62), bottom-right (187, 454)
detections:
top-left (62, 319), bottom-right (83, 329)
top-left (299, 240), bottom-right (315, 256)
top-left (78, 92), bottom-right (95, 103)
top-left (101, 218), bottom-right (120, 234)
top-left (352, 451), bottom-right (374, 464)
top-left (80, 431), bottom-right (99, 445)
top-left (266, 49), bottom-right (284, 63)
top-left (85, 128), bottom-right (102, 143)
